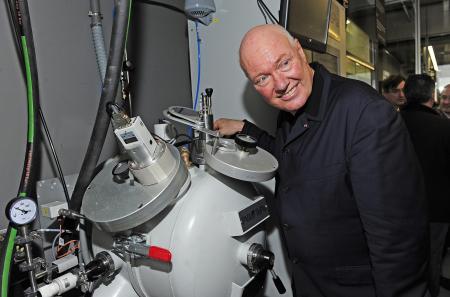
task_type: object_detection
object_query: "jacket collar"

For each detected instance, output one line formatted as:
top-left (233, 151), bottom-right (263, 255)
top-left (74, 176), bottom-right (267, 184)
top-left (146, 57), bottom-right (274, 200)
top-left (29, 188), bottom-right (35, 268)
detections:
top-left (283, 63), bottom-right (332, 147)
top-left (402, 103), bottom-right (440, 116)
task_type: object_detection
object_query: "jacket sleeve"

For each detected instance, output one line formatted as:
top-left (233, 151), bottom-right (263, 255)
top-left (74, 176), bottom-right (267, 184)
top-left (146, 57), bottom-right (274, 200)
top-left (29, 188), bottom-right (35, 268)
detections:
top-left (349, 99), bottom-right (428, 297)
top-left (241, 119), bottom-right (276, 155)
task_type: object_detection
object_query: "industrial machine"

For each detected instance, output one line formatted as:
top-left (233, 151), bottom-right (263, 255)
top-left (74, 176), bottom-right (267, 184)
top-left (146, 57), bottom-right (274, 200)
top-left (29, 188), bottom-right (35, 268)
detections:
top-left (1, 0), bottom-right (291, 296)
top-left (80, 97), bottom-right (284, 297)
top-left (6, 94), bottom-right (287, 297)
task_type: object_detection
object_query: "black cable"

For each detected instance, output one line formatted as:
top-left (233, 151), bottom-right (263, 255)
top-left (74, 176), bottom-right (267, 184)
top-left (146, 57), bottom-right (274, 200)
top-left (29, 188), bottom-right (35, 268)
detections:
top-left (257, 0), bottom-right (269, 24)
top-left (257, 0), bottom-right (279, 24)
top-left (260, 0), bottom-right (278, 23)
top-left (38, 107), bottom-right (71, 204)
top-left (70, 0), bottom-right (131, 212)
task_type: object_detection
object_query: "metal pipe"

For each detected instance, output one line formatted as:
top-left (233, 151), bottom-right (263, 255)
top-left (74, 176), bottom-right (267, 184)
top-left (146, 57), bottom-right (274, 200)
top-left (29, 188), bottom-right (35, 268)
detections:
top-left (414, 0), bottom-right (421, 74)
top-left (20, 225), bottom-right (38, 294)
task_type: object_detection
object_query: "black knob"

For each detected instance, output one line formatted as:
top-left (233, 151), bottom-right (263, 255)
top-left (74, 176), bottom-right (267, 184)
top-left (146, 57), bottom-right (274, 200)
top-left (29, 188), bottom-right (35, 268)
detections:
top-left (85, 252), bottom-right (115, 281)
top-left (205, 88), bottom-right (213, 97)
top-left (112, 161), bottom-right (130, 183)
top-left (247, 243), bottom-right (274, 273)
top-left (235, 134), bottom-right (257, 151)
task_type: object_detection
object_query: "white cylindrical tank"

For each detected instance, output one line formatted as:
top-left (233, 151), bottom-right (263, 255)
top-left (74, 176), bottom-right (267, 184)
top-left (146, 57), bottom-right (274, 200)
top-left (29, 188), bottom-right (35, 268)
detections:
top-left (81, 134), bottom-right (289, 297)
top-left (87, 166), bottom-right (270, 297)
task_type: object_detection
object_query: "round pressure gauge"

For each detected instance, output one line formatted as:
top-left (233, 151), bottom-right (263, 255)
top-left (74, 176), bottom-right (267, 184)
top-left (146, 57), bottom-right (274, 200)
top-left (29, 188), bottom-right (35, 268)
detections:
top-left (6, 197), bottom-right (38, 226)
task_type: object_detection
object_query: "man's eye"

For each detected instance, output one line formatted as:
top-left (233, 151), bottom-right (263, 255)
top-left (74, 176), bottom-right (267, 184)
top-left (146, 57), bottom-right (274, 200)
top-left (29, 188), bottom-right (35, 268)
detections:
top-left (255, 75), bottom-right (269, 86)
top-left (279, 58), bottom-right (292, 71)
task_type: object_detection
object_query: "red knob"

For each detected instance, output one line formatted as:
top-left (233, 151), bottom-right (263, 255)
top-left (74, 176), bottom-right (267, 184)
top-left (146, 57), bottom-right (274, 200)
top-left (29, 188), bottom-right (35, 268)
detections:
top-left (148, 246), bottom-right (172, 263)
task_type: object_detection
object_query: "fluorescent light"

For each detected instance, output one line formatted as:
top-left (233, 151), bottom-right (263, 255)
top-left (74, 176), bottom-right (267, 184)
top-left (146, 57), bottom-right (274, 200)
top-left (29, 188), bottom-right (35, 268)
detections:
top-left (346, 54), bottom-right (375, 71)
top-left (428, 45), bottom-right (439, 71)
top-left (328, 28), bottom-right (340, 41)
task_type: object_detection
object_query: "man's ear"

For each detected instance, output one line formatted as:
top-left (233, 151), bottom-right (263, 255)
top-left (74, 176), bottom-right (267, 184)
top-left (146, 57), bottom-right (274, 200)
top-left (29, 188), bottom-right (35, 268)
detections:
top-left (295, 39), bottom-right (307, 62)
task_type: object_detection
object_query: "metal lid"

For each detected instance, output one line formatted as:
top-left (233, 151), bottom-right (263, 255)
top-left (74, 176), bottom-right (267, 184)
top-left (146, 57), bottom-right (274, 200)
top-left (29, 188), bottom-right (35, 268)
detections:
top-left (204, 138), bottom-right (278, 182)
top-left (82, 144), bottom-right (189, 232)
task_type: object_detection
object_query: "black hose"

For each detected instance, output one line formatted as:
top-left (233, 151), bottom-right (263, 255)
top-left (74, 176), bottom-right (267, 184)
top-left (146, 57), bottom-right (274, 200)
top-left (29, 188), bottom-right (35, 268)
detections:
top-left (0, 1), bottom-right (40, 296)
top-left (4, 0), bottom-right (25, 77)
top-left (69, 0), bottom-right (131, 212)
top-left (17, 0), bottom-right (40, 197)
top-left (4, 0), bottom-right (70, 205)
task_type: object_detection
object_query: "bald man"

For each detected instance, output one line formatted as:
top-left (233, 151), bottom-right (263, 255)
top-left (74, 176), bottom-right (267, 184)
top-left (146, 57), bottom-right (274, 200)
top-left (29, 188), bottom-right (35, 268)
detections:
top-left (215, 25), bottom-right (428, 297)
top-left (438, 84), bottom-right (450, 118)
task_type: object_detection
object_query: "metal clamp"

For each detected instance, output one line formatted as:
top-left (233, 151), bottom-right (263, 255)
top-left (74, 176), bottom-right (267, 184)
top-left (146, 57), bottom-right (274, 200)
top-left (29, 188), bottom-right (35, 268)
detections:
top-left (15, 232), bottom-right (41, 245)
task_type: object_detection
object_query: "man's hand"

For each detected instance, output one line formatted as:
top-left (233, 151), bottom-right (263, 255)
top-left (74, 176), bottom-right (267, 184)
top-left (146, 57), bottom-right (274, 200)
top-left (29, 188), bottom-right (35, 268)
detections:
top-left (214, 118), bottom-right (244, 136)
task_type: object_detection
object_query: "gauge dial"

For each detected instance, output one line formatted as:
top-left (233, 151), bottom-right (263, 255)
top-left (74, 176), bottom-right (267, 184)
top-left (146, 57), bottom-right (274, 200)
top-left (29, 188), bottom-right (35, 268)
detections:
top-left (6, 197), bottom-right (38, 226)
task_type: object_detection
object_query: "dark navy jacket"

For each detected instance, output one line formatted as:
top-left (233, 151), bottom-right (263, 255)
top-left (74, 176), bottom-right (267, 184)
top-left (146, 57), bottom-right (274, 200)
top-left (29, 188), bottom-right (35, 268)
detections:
top-left (401, 103), bottom-right (450, 222)
top-left (242, 64), bottom-right (428, 297)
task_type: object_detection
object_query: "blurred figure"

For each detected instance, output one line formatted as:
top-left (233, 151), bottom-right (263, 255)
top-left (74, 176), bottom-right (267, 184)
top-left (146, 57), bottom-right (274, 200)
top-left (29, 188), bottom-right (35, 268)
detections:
top-left (437, 84), bottom-right (450, 118)
top-left (382, 74), bottom-right (406, 110)
top-left (401, 74), bottom-right (450, 297)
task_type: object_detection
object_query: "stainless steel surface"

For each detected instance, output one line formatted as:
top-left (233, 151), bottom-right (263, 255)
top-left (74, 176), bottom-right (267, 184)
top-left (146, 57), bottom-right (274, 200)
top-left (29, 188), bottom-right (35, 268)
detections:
top-left (204, 138), bottom-right (278, 182)
top-left (130, 142), bottom-right (177, 185)
top-left (414, 0), bottom-right (421, 73)
top-left (163, 107), bottom-right (220, 138)
top-left (82, 144), bottom-right (189, 232)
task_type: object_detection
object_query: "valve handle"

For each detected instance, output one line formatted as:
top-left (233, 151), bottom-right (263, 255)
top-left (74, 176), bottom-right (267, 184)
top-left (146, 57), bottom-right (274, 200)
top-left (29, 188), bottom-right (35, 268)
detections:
top-left (205, 88), bottom-right (213, 97)
top-left (148, 246), bottom-right (172, 263)
top-left (270, 269), bottom-right (286, 294)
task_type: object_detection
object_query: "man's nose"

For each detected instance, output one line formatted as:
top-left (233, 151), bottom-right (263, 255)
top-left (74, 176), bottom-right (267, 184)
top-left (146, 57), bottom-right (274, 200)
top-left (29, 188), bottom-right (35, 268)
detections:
top-left (273, 73), bottom-right (289, 94)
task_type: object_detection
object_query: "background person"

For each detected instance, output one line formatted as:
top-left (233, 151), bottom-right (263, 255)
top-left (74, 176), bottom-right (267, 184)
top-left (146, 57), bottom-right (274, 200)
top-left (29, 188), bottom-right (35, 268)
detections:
top-left (381, 74), bottom-right (406, 110)
top-left (401, 74), bottom-right (450, 297)
top-left (437, 84), bottom-right (450, 118)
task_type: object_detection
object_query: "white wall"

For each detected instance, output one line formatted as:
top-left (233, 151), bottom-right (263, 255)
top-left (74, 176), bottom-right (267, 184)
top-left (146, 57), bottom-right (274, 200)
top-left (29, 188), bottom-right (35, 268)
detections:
top-left (188, 0), bottom-right (282, 134)
top-left (437, 64), bottom-right (450, 91)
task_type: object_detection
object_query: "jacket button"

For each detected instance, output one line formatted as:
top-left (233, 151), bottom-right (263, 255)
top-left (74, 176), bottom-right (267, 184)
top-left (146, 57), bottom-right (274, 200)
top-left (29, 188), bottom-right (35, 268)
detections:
top-left (282, 223), bottom-right (291, 229)
top-left (292, 257), bottom-right (299, 264)
top-left (282, 186), bottom-right (290, 193)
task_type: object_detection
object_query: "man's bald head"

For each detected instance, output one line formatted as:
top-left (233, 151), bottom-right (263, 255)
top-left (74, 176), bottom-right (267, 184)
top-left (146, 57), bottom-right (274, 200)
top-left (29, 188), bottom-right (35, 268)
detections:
top-left (237, 24), bottom-right (314, 113)
top-left (239, 25), bottom-right (296, 74)
top-left (443, 84), bottom-right (450, 93)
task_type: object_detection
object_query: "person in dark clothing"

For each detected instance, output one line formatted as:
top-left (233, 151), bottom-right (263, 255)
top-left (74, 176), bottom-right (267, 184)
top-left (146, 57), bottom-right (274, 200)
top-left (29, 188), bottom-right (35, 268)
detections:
top-left (381, 74), bottom-right (406, 110)
top-left (401, 74), bottom-right (450, 297)
top-left (214, 24), bottom-right (428, 297)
